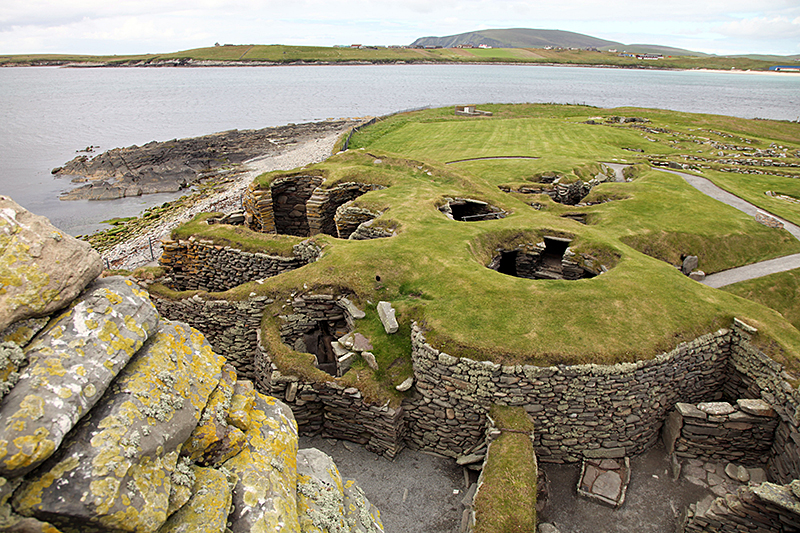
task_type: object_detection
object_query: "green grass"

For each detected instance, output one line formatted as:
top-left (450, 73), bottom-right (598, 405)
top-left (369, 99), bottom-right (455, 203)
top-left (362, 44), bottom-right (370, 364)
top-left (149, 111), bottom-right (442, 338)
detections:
top-left (171, 213), bottom-right (302, 256)
top-left (154, 104), bottom-right (800, 403)
top-left (2, 45), bottom-right (792, 71)
top-left (473, 405), bottom-right (537, 533)
top-left (724, 269), bottom-right (800, 332)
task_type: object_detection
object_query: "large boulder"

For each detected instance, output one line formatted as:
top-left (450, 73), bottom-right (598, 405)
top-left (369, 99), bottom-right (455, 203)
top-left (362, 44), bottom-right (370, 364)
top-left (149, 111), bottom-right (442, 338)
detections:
top-left (223, 391), bottom-right (299, 533)
top-left (296, 447), bottom-right (383, 533)
top-left (13, 320), bottom-right (225, 532)
top-left (0, 276), bottom-right (160, 478)
top-left (0, 195), bottom-right (102, 331)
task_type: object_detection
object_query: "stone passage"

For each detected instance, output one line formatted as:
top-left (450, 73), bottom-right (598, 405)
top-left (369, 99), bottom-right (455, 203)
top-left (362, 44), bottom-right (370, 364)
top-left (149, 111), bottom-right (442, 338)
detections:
top-left (279, 294), bottom-right (354, 376)
top-left (487, 237), bottom-right (601, 280)
top-left (439, 198), bottom-right (506, 222)
top-left (244, 175), bottom-right (385, 238)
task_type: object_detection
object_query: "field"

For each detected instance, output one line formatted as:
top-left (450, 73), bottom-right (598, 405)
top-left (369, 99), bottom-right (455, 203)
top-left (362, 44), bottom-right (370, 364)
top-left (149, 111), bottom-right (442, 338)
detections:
top-left (1, 45), bottom-right (791, 71)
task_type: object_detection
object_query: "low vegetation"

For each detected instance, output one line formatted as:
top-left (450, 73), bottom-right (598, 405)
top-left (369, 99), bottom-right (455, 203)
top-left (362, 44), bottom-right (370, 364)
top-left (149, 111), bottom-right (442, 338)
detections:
top-left (1, 45), bottom-right (793, 71)
top-left (151, 103), bottom-right (800, 404)
top-left (473, 405), bottom-right (538, 533)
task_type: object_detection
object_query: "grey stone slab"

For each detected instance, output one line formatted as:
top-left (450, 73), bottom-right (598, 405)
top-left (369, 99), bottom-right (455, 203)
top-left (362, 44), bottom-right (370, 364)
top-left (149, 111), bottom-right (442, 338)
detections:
top-left (697, 402), bottom-right (735, 416)
top-left (676, 403), bottom-right (707, 419)
top-left (592, 470), bottom-right (622, 502)
top-left (737, 398), bottom-right (776, 418)
top-left (377, 301), bottom-right (399, 334)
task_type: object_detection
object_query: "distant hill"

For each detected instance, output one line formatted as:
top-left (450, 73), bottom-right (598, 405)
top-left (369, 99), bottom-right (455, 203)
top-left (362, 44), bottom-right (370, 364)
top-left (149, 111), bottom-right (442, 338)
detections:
top-left (411, 28), bottom-right (704, 56)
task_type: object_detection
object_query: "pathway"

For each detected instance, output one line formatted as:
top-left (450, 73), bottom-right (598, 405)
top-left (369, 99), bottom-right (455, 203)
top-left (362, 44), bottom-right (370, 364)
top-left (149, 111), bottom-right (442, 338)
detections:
top-left (657, 168), bottom-right (800, 288)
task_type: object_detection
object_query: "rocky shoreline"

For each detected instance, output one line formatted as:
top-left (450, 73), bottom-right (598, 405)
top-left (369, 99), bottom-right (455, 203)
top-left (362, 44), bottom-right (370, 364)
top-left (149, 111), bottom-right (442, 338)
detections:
top-left (54, 119), bottom-right (361, 201)
top-left (97, 120), bottom-right (364, 271)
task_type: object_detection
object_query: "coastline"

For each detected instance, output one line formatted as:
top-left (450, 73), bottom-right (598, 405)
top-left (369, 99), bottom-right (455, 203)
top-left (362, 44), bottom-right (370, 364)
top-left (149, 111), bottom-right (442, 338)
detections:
top-left (3, 58), bottom-right (798, 75)
top-left (101, 130), bottom-right (347, 271)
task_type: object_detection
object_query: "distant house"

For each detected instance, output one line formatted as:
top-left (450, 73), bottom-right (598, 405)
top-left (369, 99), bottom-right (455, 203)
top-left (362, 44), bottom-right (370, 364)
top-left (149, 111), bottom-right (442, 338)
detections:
top-left (478, 44), bottom-right (492, 49)
top-left (455, 105), bottom-right (493, 117)
top-left (770, 65), bottom-right (800, 72)
top-left (350, 44), bottom-right (362, 49)
top-left (637, 54), bottom-right (663, 60)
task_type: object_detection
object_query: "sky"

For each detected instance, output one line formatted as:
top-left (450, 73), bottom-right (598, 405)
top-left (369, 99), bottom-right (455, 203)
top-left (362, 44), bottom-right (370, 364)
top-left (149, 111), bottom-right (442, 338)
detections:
top-left (1, 0), bottom-right (799, 57)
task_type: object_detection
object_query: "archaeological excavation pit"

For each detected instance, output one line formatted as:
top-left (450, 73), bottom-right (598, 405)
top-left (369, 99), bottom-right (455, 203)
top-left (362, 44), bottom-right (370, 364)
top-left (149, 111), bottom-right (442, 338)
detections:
top-left (440, 197), bottom-right (506, 222)
top-left (487, 236), bottom-right (602, 280)
top-left (246, 174), bottom-right (385, 238)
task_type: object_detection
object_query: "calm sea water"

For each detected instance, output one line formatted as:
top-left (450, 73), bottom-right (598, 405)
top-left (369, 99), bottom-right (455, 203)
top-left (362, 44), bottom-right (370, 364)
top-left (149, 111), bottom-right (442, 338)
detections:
top-left (1, 64), bottom-right (798, 235)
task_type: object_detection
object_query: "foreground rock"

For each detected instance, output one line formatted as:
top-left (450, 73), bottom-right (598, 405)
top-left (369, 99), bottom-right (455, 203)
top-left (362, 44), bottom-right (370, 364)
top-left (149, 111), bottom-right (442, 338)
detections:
top-left (54, 120), bottom-right (359, 200)
top-left (0, 195), bottom-right (102, 330)
top-left (0, 276), bottom-right (160, 478)
top-left (0, 197), bottom-right (383, 532)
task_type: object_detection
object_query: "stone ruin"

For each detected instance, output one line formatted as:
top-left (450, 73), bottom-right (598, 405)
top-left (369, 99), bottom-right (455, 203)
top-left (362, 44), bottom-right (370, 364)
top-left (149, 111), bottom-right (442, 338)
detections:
top-left (243, 174), bottom-right (387, 239)
top-left (439, 197), bottom-right (506, 222)
top-left (487, 236), bottom-right (603, 280)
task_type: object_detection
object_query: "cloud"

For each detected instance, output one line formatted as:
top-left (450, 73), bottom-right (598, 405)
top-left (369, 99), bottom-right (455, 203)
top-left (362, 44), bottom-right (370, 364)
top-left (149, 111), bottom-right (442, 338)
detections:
top-left (715, 15), bottom-right (800, 40)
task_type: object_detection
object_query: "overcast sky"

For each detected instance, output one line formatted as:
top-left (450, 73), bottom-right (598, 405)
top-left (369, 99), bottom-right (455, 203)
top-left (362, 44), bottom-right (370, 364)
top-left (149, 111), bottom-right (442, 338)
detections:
top-left (2, 0), bottom-right (799, 57)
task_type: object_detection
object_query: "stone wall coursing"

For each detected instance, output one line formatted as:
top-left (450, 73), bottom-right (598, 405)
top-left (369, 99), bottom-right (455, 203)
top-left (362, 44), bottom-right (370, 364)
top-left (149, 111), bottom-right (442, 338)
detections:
top-left (683, 482), bottom-right (800, 533)
top-left (243, 175), bottom-right (324, 235)
top-left (272, 175), bottom-right (325, 236)
top-left (153, 294), bottom-right (272, 380)
top-left (408, 323), bottom-right (730, 462)
top-left (243, 182), bottom-right (274, 233)
top-left (278, 293), bottom-right (352, 351)
top-left (335, 204), bottom-right (380, 240)
top-left (349, 219), bottom-right (395, 241)
top-left (663, 400), bottom-right (778, 465)
top-left (725, 320), bottom-right (800, 484)
top-left (257, 356), bottom-right (407, 458)
top-left (159, 238), bottom-right (319, 292)
top-left (307, 183), bottom-right (384, 237)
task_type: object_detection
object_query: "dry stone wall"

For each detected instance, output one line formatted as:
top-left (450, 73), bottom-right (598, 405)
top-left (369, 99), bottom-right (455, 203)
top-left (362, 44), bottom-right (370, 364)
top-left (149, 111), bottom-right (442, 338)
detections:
top-left (683, 482), bottom-right (800, 533)
top-left (307, 182), bottom-right (384, 237)
top-left (408, 323), bottom-right (730, 462)
top-left (243, 175), bottom-right (324, 235)
top-left (256, 350), bottom-right (407, 458)
top-left (724, 320), bottom-right (800, 484)
top-left (159, 238), bottom-right (319, 292)
top-left (662, 399), bottom-right (778, 465)
top-left (153, 294), bottom-right (272, 380)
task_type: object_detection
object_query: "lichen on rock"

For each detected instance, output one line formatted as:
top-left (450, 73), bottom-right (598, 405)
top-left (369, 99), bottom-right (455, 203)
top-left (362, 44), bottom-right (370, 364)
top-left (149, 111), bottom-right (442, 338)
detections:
top-left (0, 276), bottom-right (160, 478)
top-left (12, 320), bottom-right (224, 533)
top-left (223, 392), bottom-right (299, 533)
top-left (157, 465), bottom-right (232, 533)
top-left (0, 195), bottom-right (102, 331)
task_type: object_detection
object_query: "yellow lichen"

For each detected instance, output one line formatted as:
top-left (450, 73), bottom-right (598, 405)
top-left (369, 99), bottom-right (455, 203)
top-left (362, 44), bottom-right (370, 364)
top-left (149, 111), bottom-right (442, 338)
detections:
top-left (12, 455), bottom-right (80, 512)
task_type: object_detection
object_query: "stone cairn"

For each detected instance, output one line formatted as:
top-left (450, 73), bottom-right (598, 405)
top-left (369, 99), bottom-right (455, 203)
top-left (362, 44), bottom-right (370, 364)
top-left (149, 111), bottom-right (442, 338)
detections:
top-left (0, 196), bottom-right (383, 533)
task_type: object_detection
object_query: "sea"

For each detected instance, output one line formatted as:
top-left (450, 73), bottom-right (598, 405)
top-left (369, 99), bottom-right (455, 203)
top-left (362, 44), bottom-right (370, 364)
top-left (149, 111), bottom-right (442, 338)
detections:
top-left (1, 63), bottom-right (798, 236)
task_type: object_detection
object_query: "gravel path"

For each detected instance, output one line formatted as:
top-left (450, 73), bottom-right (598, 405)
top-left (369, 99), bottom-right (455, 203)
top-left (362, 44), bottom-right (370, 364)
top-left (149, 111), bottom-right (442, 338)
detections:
top-left (101, 132), bottom-right (344, 270)
top-left (657, 168), bottom-right (800, 288)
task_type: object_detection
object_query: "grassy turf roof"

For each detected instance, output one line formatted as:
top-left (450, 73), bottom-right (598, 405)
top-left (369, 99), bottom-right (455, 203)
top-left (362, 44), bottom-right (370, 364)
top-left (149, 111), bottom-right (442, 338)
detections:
top-left (161, 103), bottom-right (800, 402)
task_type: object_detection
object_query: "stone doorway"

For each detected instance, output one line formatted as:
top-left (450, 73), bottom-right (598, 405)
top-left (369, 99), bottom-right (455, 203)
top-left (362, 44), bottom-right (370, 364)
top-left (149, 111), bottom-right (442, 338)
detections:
top-left (440, 198), bottom-right (506, 222)
top-left (302, 321), bottom-right (339, 376)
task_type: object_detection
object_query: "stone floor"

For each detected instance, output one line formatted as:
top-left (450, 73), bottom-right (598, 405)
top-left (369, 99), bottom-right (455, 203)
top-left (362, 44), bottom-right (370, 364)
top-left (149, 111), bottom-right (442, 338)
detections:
top-left (540, 442), bottom-right (712, 533)
top-left (299, 435), bottom-right (467, 533)
top-left (540, 441), bottom-right (769, 533)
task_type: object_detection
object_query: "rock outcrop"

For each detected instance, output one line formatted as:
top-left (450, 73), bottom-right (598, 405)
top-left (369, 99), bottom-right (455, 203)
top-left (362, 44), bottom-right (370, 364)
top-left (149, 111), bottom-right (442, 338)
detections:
top-left (54, 121), bottom-right (358, 201)
top-left (0, 195), bottom-right (102, 330)
top-left (0, 198), bottom-right (383, 532)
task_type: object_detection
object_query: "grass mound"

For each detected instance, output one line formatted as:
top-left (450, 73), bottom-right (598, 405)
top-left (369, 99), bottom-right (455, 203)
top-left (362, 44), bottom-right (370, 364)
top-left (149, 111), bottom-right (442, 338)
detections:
top-left (156, 104), bottom-right (800, 401)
